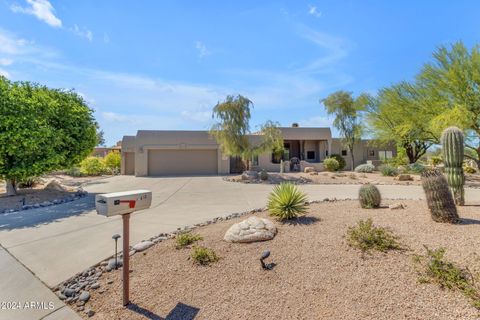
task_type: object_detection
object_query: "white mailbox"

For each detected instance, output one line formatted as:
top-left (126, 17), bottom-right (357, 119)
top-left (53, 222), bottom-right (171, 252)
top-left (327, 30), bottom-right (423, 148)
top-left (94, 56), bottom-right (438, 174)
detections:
top-left (95, 189), bottom-right (152, 217)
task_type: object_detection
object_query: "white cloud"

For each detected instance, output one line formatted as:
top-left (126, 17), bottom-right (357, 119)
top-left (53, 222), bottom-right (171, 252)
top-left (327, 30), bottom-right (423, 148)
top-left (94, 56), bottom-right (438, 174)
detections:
top-left (11, 0), bottom-right (62, 28)
top-left (299, 116), bottom-right (332, 127)
top-left (308, 5), bottom-right (322, 18)
top-left (70, 25), bottom-right (93, 42)
top-left (0, 58), bottom-right (13, 66)
top-left (181, 109), bottom-right (211, 123)
top-left (195, 41), bottom-right (211, 58)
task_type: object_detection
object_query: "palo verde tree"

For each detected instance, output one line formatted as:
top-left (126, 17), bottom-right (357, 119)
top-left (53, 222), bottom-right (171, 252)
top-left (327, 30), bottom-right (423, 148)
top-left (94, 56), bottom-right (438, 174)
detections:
top-left (321, 91), bottom-right (368, 170)
top-left (418, 41), bottom-right (480, 167)
top-left (365, 82), bottom-right (437, 163)
top-left (0, 76), bottom-right (99, 195)
top-left (210, 95), bottom-right (283, 170)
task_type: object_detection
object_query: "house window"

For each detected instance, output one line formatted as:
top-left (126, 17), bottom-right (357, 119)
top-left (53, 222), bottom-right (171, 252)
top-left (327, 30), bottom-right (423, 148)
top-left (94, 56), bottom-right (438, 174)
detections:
top-left (378, 150), bottom-right (393, 160)
top-left (251, 155), bottom-right (259, 166)
top-left (368, 150), bottom-right (375, 157)
top-left (307, 151), bottom-right (315, 160)
top-left (325, 150), bottom-right (329, 156)
top-left (271, 152), bottom-right (282, 164)
top-left (341, 150), bottom-right (347, 156)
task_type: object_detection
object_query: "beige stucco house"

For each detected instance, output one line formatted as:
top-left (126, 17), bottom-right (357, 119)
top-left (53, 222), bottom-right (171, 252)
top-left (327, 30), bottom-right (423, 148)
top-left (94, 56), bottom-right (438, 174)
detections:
top-left (121, 126), bottom-right (396, 176)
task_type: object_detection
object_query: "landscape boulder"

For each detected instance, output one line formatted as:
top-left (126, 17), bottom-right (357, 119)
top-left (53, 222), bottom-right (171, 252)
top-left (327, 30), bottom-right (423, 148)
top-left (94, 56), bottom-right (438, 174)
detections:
top-left (389, 203), bottom-right (405, 210)
top-left (397, 174), bottom-right (413, 181)
top-left (241, 171), bottom-right (259, 181)
top-left (304, 167), bottom-right (316, 173)
top-left (132, 240), bottom-right (154, 252)
top-left (224, 216), bottom-right (277, 243)
top-left (44, 180), bottom-right (67, 192)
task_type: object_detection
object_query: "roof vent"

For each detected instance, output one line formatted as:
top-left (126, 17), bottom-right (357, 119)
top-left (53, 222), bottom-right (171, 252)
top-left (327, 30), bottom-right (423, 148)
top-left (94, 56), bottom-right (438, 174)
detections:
top-left (291, 123), bottom-right (299, 128)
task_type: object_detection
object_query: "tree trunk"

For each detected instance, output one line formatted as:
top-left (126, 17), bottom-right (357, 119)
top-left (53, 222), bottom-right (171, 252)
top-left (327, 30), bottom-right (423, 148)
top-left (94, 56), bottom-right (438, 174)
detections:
top-left (350, 149), bottom-right (355, 171)
top-left (6, 179), bottom-right (17, 196)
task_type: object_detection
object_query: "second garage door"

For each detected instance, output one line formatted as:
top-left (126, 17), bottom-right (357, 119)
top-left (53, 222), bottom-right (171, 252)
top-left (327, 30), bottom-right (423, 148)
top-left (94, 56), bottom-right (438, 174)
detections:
top-left (148, 149), bottom-right (218, 176)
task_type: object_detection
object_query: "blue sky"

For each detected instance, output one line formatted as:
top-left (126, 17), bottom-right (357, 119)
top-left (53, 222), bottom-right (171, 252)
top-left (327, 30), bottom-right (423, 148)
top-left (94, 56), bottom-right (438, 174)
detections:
top-left (0, 1), bottom-right (479, 145)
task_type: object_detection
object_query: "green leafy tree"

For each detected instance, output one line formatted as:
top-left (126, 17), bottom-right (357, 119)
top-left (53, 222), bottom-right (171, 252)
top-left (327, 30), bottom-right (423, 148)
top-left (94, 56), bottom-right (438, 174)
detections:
top-left (0, 77), bottom-right (98, 195)
top-left (365, 82), bottom-right (437, 164)
top-left (321, 91), bottom-right (368, 170)
top-left (210, 95), bottom-right (283, 170)
top-left (418, 42), bottom-right (480, 167)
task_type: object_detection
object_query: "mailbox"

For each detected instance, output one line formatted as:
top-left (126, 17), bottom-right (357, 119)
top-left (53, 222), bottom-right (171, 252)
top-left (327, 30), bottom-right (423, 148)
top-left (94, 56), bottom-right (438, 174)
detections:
top-left (95, 189), bottom-right (152, 217)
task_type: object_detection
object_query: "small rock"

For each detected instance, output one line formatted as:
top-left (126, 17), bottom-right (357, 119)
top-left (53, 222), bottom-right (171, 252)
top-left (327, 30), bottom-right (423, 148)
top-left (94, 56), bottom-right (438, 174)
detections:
top-left (129, 250), bottom-right (136, 256)
top-left (304, 166), bottom-right (316, 173)
top-left (57, 293), bottom-right (66, 300)
top-left (77, 306), bottom-right (84, 312)
top-left (78, 291), bottom-right (90, 302)
top-left (63, 288), bottom-right (75, 297)
top-left (107, 279), bottom-right (114, 284)
top-left (91, 282), bottom-right (100, 290)
top-left (107, 258), bottom-right (122, 269)
top-left (76, 300), bottom-right (85, 307)
top-left (85, 309), bottom-right (95, 317)
top-left (132, 240), bottom-right (154, 252)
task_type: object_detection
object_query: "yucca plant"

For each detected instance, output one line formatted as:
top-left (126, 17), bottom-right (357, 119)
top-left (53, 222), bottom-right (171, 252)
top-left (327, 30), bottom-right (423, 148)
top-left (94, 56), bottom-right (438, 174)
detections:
top-left (358, 184), bottom-right (381, 208)
top-left (267, 183), bottom-right (308, 220)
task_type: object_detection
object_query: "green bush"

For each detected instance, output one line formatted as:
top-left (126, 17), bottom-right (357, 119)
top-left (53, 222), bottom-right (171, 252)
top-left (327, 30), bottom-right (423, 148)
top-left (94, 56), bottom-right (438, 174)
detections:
top-left (430, 156), bottom-right (443, 167)
top-left (329, 154), bottom-right (346, 170)
top-left (66, 166), bottom-right (83, 177)
top-left (414, 247), bottom-right (480, 309)
top-left (347, 218), bottom-right (401, 253)
top-left (175, 232), bottom-right (203, 249)
top-left (80, 157), bottom-right (107, 176)
top-left (259, 169), bottom-right (269, 181)
top-left (358, 184), bottom-right (381, 208)
top-left (379, 164), bottom-right (398, 177)
top-left (323, 158), bottom-right (340, 172)
top-left (104, 151), bottom-right (121, 174)
top-left (267, 183), bottom-right (308, 220)
top-left (354, 163), bottom-right (375, 173)
top-left (191, 246), bottom-right (219, 265)
top-left (407, 163), bottom-right (426, 174)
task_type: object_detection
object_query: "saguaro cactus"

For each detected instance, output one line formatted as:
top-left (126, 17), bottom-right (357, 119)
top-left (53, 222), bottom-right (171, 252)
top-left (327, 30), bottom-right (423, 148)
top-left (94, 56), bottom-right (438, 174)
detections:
top-left (421, 169), bottom-right (459, 223)
top-left (441, 126), bottom-right (465, 205)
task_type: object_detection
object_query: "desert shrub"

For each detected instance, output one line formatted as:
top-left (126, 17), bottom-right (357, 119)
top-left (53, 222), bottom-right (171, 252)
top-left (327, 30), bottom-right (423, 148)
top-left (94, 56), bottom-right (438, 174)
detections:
top-left (329, 154), bottom-right (346, 170)
top-left (80, 157), bottom-right (107, 176)
top-left (17, 176), bottom-right (40, 189)
top-left (379, 164), bottom-right (398, 177)
top-left (267, 183), bottom-right (308, 220)
top-left (104, 151), bottom-right (121, 174)
top-left (260, 169), bottom-right (269, 181)
top-left (66, 166), bottom-right (83, 177)
top-left (347, 218), bottom-right (401, 253)
top-left (430, 156), bottom-right (443, 167)
top-left (464, 165), bottom-right (476, 174)
top-left (354, 163), bottom-right (375, 173)
top-left (407, 163), bottom-right (426, 174)
top-left (323, 158), bottom-right (340, 172)
top-left (175, 232), bottom-right (203, 249)
top-left (349, 173), bottom-right (357, 180)
top-left (191, 246), bottom-right (219, 265)
top-left (414, 247), bottom-right (480, 309)
top-left (384, 155), bottom-right (409, 167)
top-left (358, 184), bottom-right (381, 208)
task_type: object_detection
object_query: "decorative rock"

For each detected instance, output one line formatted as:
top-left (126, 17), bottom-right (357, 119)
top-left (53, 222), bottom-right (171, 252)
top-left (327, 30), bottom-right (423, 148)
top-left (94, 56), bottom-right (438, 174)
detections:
top-left (58, 293), bottom-right (66, 300)
top-left (397, 174), bottom-right (413, 181)
top-left (107, 279), bottom-right (114, 284)
top-left (77, 306), bottom-right (84, 312)
top-left (224, 216), bottom-right (277, 243)
top-left (76, 300), bottom-right (85, 307)
top-left (90, 282), bottom-right (100, 290)
top-left (389, 203), bottom-right (405, 210)
top-left (132, 240), bottom-right (154, 252)
top-left (107, 258), bottom-right (122, 270)
top-left (241, 170), bottom-right (259, 181)
top-left (304, 166), bottom-right (315, 173)
top-left (45, 180), bottom-right (67, 191)
top-left (78, 291), bottom-right (90, 302)
top-left (63, 288), bottom-right (75, 297)
top-left (85, 309), bottom-right (95, 317)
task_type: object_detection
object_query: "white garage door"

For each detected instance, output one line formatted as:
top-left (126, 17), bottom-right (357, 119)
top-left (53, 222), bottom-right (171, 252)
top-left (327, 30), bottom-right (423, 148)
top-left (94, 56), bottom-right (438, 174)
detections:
top-left (147, 149), bottom-right (218, 176)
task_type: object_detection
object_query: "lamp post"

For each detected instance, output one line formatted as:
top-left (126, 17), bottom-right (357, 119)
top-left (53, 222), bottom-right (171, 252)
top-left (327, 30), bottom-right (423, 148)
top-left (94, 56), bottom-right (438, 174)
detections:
top-left (112, 234), bottom-right (121, 270)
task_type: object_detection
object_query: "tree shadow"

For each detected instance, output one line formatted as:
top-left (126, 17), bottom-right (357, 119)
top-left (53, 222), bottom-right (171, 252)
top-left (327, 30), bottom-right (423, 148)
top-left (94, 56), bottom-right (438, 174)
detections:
top-left (458, 218), bottom-right (480, 225)
top-left (0, 194), bottom-right (97, 231)
top-left (127, 302), bottom-right (200, 320)
top-left (282, 216), bottom-right (320, 226)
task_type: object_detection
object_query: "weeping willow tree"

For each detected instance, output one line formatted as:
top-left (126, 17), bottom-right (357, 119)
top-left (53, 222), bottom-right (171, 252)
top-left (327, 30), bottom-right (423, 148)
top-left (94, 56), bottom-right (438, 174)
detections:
top-left (210, 95), bottom-right (283, 170)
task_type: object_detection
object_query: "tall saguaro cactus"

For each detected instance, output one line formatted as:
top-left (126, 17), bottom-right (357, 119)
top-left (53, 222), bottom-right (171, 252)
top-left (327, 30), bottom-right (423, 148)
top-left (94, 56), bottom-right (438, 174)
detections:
top-left (441, 127), bottom-right (465, 205)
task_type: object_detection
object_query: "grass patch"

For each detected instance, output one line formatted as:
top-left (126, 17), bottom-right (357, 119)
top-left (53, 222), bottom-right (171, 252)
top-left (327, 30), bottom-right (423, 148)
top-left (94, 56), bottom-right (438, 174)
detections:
top-left (175, 232), bottom-right (203, 249)
top-left (191, 246), bottom-right (219, 265)
top-left (347, 218), bottom-right (402, 253)
top-left (413, 246), bottom-right (480, 309)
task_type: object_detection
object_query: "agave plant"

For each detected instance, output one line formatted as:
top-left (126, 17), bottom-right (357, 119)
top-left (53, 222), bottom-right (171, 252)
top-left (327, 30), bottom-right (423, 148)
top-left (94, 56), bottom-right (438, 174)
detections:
top-left (267, 183), bottom-right (308, 220)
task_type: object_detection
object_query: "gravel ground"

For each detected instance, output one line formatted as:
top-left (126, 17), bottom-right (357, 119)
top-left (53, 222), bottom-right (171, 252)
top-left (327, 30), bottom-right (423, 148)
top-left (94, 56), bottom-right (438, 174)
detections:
top-left (226, 171), bottom-right (480, 188)
top-left (79, 200), bottom-right (480, 320)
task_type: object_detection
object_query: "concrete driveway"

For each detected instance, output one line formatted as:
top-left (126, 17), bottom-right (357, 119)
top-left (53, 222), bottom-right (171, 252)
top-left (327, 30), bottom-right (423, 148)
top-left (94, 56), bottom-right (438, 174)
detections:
top-left (1, 175), bottom-right (479, 290)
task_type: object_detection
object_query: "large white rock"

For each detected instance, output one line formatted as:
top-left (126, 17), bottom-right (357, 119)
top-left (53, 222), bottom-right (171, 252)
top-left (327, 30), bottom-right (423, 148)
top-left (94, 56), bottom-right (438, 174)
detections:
top-left (224, 216), bottom-right (277, 243)
top-left (132, 240), bottom-right (154, 252)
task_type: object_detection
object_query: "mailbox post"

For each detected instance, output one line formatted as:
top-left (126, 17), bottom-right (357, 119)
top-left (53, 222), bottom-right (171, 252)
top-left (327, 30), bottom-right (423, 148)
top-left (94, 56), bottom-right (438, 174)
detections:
top-left (95, 189), bottom-right (152, 306)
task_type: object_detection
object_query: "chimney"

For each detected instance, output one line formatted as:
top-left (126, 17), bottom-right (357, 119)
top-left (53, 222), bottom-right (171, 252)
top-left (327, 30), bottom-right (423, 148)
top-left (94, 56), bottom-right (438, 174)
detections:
top-left (291, 123), bottom-right (299, 128)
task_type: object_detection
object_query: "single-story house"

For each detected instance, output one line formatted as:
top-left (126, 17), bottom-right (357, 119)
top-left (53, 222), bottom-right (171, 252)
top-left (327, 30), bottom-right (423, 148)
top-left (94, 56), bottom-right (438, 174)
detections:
top-left (120, 125), bottom-right (396, 176)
